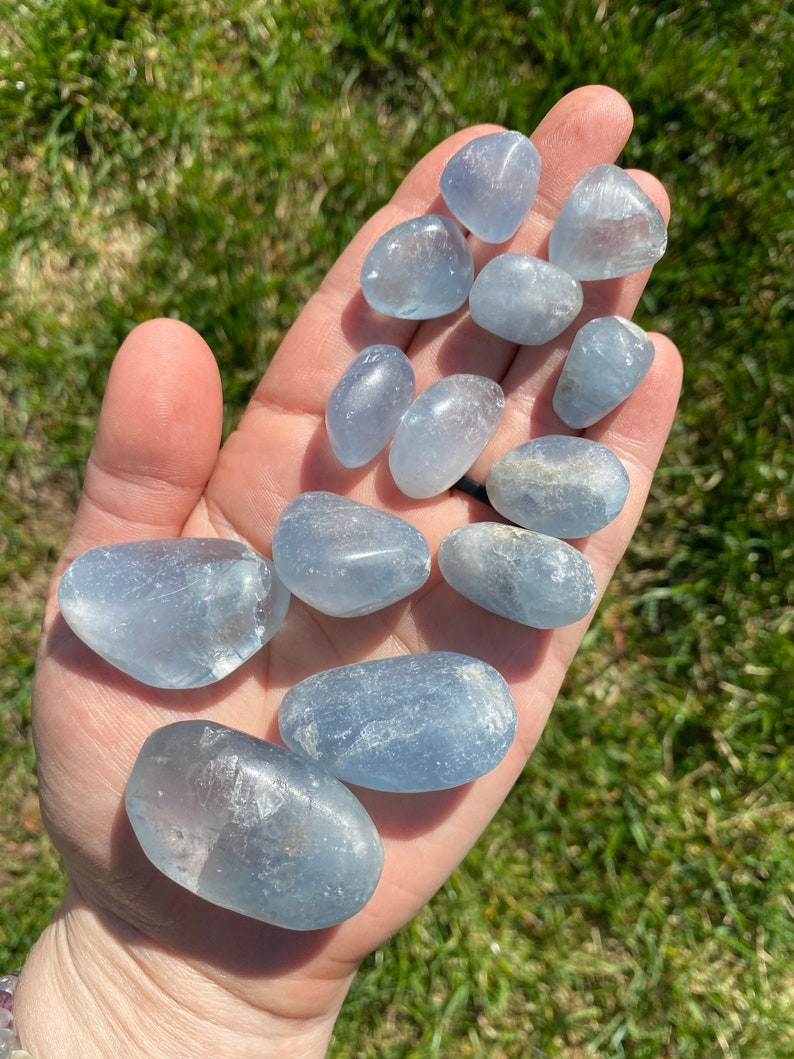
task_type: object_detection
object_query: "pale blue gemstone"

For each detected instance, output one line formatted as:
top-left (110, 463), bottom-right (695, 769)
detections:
top-left (272, 491), bottom-right (430, 617)
top-left (360, 214), bottom-right (474, 319)
top-left (279, 652), bottom-right (517, 792)
top-left (486, 435), bottom-right (629, 538)
top-left (553, 315), bottom-right (655, 428)
top-left (548, 164), bottom-right (668, 280)
top-left (389, 374), bottom-right (504, 498)
top-left (438, 523), bottom-right (597, 628)
top-left (440, 130), bottom-right (541, 243)
top-left (468, 253), bottom-right (583, 345)
top-left (57, 538), bottom-right (290, 689)
top-left (125, 721), bottom-right (384, 930)
top-left (326, 344), bottom-right (415, 468)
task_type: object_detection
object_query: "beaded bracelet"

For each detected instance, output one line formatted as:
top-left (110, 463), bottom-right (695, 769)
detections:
top-left (0, 973), bottom-right (33, 1059)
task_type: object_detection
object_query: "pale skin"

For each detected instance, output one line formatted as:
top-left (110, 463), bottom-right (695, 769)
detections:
top-left (15, 86), bottom-right (682, 1057)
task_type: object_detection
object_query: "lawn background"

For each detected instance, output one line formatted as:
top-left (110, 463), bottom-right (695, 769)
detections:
top-left (1, 1), bottom-right (792, 1056)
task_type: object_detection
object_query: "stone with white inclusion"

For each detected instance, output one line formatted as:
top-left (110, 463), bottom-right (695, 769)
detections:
top-left (548, 164), bottom-right (668, 280)
top-left (272, 491), bottom-right (430, 617)
top-left (326, 344), bottom-right (415, 468)
top-left (125, 720), bottom-right (384, 930)
top-left (553, 315), bottom-right (655, 428)
top-left (486, 435), bottom-right (629, 538)
top-left (439, 130), bottom-right (541, 243)
top-left (279, 652), bottom-right (517, 792)
top-left (438, 523), bottom-right (597, 628)
top-left (360, 215), bottom-right (474, 319)
top-left (468, 254), bottom-right (583, 345)
top-left (389, 374), bottom-right (504, 498)
top-left (57, 538), bottom-right (291, 689)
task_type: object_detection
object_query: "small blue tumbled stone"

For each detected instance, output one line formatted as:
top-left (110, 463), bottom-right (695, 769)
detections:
top-left (389, 374), bottom-right (504, 498)
top-left (468, 253), bottom-right (583, 345)
top-left (553, 315), bottom-right (655, 428)
top-left (126, 720), bottom-right (384, 930)
top-left (440, 130), bottom-right (541, 243)
top-left (326, 344), bottom-right (415, 468)
top-left (486, 435), bottom-right (630, 538)
top-left (272, 491), bottom-right (430, 617)
top-left (438, 523), bottom-right (597, 628)
top-left (360, 214), bottom-right (474, 319)
top-left (279, 652), bottom-right (517, 792)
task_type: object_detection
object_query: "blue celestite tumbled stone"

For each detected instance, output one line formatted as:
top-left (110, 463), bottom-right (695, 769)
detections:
top-left (125, 720), bottom-right (384, 930)
top-left (553, 315), bottom-right (655, 428)
top-left (272, 491), bottom-right (430, 617)
top-left (360, 214), bottom-right (474, 319)
top-left (548, 164), bottom-right (668, 280)
top-left (486, 435), bottom-right (630, 538)
top-left (278, 652), bottom-right (517, 792)
top-left (326, 344), bottom-right (415, 468)
top-left (57, 538), bottom-right (290, 689)
top-left (389, 374), bottom-right (504, 498)
top-left (438, 523), bottom-right (597, 628)
top-left (468, 253), bottom-right (583, 345)
top-left (439, 130), bottom-right (541, 243)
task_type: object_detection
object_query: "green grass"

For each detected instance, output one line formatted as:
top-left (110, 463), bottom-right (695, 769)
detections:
top-left (1, 1), bottom-right (792, 1055)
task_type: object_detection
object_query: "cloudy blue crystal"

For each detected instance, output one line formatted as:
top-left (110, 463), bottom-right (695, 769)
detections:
top-left (57, 538), bottom-right (290, 689)
top-left (126, 720), bottom-right (384, 930)
top-left (440, 130), bottom-right (541, 243)
top-left (279, 652), bottom-right (516, 792)
top-left (326, 344), bottom-right (415, 468)
top-left (553, 315), bottom-right (655, 428)
top-left (389, 374), bottom-right (504, 498)
top-left (360, 214), bottom-right (474, 319)
top-left (438, 523), bottom-right (597, 628)
top-left (548, 164), bottom-right (668, 280)
top-left (486, 435), bottom-right (629, 538)
top-left (272, 491), bottom-right (430, 617)
top-left (468, 253), bottom-right (583, 345)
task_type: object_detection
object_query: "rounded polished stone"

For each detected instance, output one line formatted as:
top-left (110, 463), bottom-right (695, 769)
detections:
top-left (389, 374), bottom-right (504, 498)
top-left (438, 522), bottom-right (597, 628)
top-left (271, 491), bottom-right (431, 617)
top-left (326, 344), bottom-right (415, 468)
top-left (486, 435), bottom-right (630, 538)
top-left (279, 652), bottom-right (517, 792)
top-left (468, 253), bottom-right (583, 345)
top-left (126, 720), bottom-right (384, 930)
top-left (360, 214), bottom-right (474, 319)
top-left (57, 538), bottom-right (291, 689)
top-left (440, 130), bottom-right (541, 243)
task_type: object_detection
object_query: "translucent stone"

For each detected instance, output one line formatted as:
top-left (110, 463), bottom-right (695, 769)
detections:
top-left (438, 523), bottom-right (597, 628)
top-left (326, 344), bottom-right (415, 468)
top-left (468, 253), bottom-right (583, 345)
top-left (389, 374), bottom-right (504, 498)
top-left (486, 435), bottom-right (629, 538)
top-left (548, 164), bottom-right (668, 280)
top-left (360, 214), bottom-right (474, 319)
top-left (279, 652), bottom-right (517, 792)
top-left (57, 538), bottom-right (290, 689)
top-left (271, 491), bottom-right (430, 617)
top-left (125, 721), bottom-right (384, 930)
top-left (439, 130), bottom-right (541, 243)
top-left (553, 315), bottom-right (655, 428)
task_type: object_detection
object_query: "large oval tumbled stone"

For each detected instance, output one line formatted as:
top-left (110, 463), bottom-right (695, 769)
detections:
top-left (486, 435), bottom-right (629, 538)
top-left (468, 253), bottom-right (583, 345)
top-left (438, 523), bottom-right (597, 628)
top-left (389, 374), bottom-right (504, 498)
top-left (279, 652), bottom-right (517, 792)
top-left (58, 538), bottom-right (290, 689)
top-left (440, 130), bottom-right (541, 243)
top-left (361, 214), bottom-right (474, 319)
top-left (126, 720), bottom-right (384, 930)
top-left (272, 491), bottom-right (430, 617)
